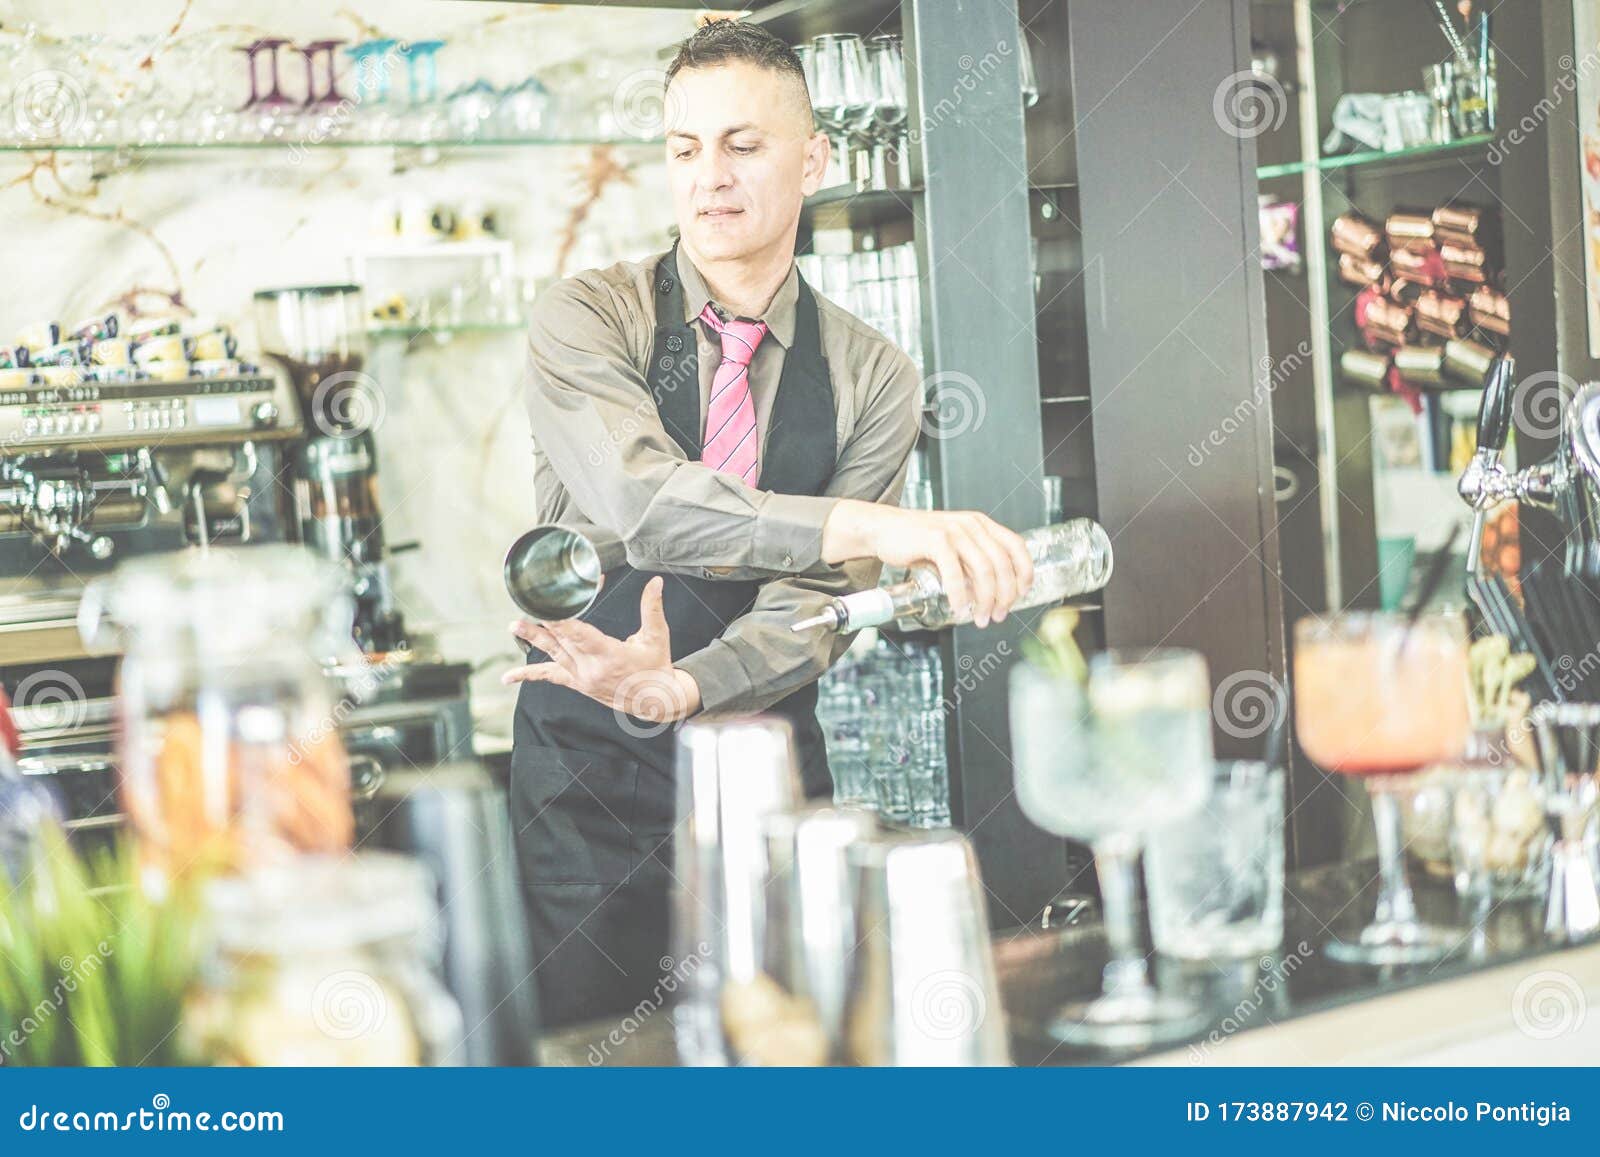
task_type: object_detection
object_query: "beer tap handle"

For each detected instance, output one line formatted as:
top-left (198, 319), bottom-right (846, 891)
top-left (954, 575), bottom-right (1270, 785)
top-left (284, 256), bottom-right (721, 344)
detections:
top-left (1477, 354), bottom-right (1515, 457)
top-left (1460, 356), bottom-right (1517, 578)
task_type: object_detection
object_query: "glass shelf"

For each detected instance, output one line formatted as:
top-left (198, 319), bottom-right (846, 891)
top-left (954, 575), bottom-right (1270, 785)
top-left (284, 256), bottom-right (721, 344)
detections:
top-left (0, 136), bottom-right (663, 155)
top-left (367, 322), bottom-right (525, 339)
top-left (1256, 134), bottom-right (1492, 180)
top-left (802, 184), bottom-right (921, 230)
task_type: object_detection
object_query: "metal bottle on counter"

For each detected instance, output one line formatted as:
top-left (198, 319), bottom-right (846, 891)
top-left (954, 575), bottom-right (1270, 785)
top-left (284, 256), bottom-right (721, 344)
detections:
top-left (791, 518), bottom-right (1114, 633)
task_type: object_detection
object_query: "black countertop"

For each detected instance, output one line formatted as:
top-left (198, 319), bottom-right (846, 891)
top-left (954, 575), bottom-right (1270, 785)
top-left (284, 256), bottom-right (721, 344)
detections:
top-left (540, 857), bottom-right (1591, 1066)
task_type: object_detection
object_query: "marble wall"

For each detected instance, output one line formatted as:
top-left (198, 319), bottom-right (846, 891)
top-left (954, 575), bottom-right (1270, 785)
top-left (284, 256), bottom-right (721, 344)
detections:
top-left (0, 0), bottom-right (697, 742)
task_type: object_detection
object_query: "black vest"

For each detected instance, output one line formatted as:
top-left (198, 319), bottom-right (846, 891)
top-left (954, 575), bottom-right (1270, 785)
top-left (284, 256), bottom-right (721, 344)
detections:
top-left (512, 248), bottom-right (838, 799)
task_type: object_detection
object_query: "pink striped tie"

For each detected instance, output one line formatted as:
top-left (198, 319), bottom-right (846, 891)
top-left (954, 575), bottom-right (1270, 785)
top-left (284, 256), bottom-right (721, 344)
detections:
top-left (697, 302), bottom-right (766, 487)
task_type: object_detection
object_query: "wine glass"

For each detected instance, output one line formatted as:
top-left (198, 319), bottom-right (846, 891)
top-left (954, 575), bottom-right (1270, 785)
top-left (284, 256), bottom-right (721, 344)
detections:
top-left (1009, 648), bottom-right (1214, 1047)
top-left (346, 38), bottom-right (398, 141)
top-left (1293, 611), bottom-right (1471, 964)
top-left (865, 35), bottom-right (908, 189)
top-left (808, 33), bottom-right (869, 189)
top-left (1017, 28), bottom-right (1040, 109)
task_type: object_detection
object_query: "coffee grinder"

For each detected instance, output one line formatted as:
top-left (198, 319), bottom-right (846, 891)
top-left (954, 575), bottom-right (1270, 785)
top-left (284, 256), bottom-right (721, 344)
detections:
top-left (254, 284), bottom-right (405, 654)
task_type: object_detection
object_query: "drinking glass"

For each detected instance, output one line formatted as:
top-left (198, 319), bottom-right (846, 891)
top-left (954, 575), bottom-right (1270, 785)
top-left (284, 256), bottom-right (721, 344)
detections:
top-left (346, 39), bottom-right (399, 141)
top-left (809, 34), bottom-right (869, 188)
top-left (397, 40), bottom-right (445, 141)
top-left (1017, 28), bottom-right (1040, 109)
top-left (864, 35), bottom-right (908, 189)
top-left (241, 38), bottom-right (296, 140)
top-left (1145, 761), bottom-right (1285, 960)
top-left (1294, 611), bottom-right (1471, 964)
top-left (1009, 649), bottom-right (1214, 1046)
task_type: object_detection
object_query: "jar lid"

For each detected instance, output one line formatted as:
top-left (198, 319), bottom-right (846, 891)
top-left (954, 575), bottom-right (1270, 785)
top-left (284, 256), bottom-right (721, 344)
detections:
top-left (203, 852), bottom-right (437, 956)
top-left (78, 544), bottom-right (358, 663)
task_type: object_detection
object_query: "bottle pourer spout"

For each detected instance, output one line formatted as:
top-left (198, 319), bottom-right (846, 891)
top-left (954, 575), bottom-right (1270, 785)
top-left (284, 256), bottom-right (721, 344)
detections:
top-left (790, 609), bottom-right (839, 633)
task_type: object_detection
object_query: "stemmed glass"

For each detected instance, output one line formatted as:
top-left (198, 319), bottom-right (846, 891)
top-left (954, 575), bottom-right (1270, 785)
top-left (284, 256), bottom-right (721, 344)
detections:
top-left (808, 33), bottom-right (869, 189)
top-left (397, 40), bottom-right (445, 141)
top-left (240, 38), bottom-right (296, 140)
top-left (864, 35), bottom-right (908, 189)
top-left (1017, 28), bottom-right (1041, 109)
top-left (1009, 648), bottom-right (1214, 1047)
top-left (1293, 611), bottom-right (1471, 964)
top-left (346, 38), bottom-right (399, 141)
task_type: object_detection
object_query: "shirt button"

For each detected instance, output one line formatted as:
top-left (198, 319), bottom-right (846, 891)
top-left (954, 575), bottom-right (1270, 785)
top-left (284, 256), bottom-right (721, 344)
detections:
top-left (665, 334), bottom-right (684, 352)
top-left (657, 278), bottom-right (674, 294)
top-left (782, 553), bottom-right (794, 568)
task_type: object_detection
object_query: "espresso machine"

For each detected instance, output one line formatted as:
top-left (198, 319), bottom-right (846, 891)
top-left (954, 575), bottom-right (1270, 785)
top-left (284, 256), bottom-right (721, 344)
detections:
top-left (254, 284), bottom-right (406, 655)
top-left (0, 303), bottom-right (474, 854)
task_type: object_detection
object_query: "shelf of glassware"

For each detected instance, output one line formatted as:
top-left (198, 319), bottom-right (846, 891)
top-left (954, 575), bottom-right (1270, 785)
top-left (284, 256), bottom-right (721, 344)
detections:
top-left (366, 321), bottom-right (525, 340)
top-left (0, 136), bottom-right (664, 155)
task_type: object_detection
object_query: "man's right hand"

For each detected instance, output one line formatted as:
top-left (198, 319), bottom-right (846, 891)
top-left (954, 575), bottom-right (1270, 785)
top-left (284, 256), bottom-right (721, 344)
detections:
top-left (820, 500), bottom-right (1036, 628)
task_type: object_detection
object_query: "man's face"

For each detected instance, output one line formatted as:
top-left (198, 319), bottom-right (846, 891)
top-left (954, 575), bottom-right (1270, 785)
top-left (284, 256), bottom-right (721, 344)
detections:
top-left (665, 61), bottom-right (827, 264)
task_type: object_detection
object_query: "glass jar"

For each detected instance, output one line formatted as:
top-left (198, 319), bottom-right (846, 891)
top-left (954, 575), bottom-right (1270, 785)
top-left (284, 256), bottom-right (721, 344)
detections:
top-left (78, 545), bottom-right (364, 886)
top-left (1402, 724), bottom-right (1550, 900)
top-left (185, 853), bottom-right (463, 1065)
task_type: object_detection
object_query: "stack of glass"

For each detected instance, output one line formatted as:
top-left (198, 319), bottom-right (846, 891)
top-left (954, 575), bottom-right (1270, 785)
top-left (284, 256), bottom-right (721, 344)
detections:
top-left (796, 244), bottom-right (921, 367)
top-left (816, 631), bottom-right (949, 827)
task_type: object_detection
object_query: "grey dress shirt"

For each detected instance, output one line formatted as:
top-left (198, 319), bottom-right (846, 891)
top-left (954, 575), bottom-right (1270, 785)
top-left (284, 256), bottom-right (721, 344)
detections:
top-left (522, 247), bottom-right (921, 715)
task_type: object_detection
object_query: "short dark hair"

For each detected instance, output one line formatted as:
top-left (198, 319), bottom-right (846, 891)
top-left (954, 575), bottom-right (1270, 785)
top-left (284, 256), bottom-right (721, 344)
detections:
top-left (665, 19), bottom-right (809, 98)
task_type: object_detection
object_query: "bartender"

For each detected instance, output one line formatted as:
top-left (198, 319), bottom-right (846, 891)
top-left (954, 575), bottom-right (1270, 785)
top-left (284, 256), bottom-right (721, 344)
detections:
top-left (505, 19), bottom-right (1034, 1028)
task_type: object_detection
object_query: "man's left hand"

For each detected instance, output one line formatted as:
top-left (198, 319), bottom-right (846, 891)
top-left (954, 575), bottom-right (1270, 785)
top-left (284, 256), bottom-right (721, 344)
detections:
top-left (501, 576), bottom-right (702, 724)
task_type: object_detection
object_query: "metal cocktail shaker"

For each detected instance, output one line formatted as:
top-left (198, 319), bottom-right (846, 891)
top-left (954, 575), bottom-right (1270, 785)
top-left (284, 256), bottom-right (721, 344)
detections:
top-left (671, 717), bottom-right (803, 1066)
top-left (503, 525), bottom-right (604, 620)
top-left (843, 827), bottom-right (1010, 1066)
top-left (360, 762), bottom-right (541, 1066)
top-left (762, 804), bottom-right (877, 1059)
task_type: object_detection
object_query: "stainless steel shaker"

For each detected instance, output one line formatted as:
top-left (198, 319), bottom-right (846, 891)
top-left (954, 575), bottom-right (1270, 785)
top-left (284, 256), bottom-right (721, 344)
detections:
top-left (503, 525), bottom-right (602, 620)
top-left (360, 761), bottom-right (541, 1066)
top-left (843, 827), bottom-right (1010, 1066)
top-left (762, 804), bottom-right (877, 1059)
top-left (671, 716), bottom-right (804, 1066)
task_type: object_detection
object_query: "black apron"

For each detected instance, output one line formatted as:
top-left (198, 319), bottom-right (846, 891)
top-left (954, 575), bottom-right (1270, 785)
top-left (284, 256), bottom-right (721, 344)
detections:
top-left (511, 248), bottom-right (837, 1029)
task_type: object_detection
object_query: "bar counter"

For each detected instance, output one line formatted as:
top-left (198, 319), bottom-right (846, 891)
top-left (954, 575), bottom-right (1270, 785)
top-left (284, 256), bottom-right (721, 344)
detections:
top-left (540, 859), bottom-right (1600, 1066)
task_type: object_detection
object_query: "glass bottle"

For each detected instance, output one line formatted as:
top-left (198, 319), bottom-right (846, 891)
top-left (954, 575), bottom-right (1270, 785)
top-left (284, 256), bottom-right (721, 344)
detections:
top-left (77, 544), bottom-right (365, 888)
top-left (792, 519), bottom-right (1113, 633)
